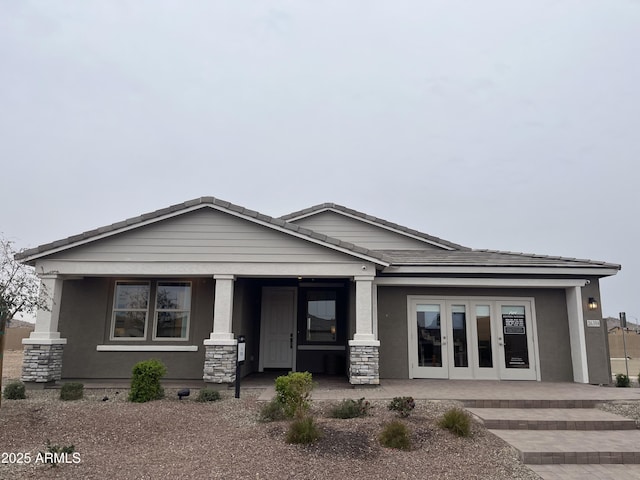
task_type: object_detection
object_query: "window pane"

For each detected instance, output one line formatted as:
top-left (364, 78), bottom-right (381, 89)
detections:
top-left (306, 291), bottom-right (337, 342)
top-left (115, 283), bottom-right (149, 309)
top-left (154, 282), bottom-right (191, 339)
top-left (113, 311), bottom-right (146, 338)
top-left (476, 305), bottom-right (493, 368)
top-left (156, 312), bottom-right (189, 338)
top-left (502, 305), bottom-right (529, 369)
top-left (416, 304), bottom-right (442, 367)
top-left (451, 305), bottom-right (468, 368)
top-left (156, 282), bottom-right (191, 310)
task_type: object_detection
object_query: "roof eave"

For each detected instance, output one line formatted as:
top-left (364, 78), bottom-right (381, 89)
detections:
top-left (382, 265), bottom-right (621, 277)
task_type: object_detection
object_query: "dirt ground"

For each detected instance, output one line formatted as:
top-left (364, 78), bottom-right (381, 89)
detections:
top-left (0, 389), bottom-right (539, 480)
top-left (1, 349), bottom-right (23, 383)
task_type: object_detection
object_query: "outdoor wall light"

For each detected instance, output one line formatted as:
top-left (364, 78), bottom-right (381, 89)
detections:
top-left (588, 297), bottom-right (599, 311)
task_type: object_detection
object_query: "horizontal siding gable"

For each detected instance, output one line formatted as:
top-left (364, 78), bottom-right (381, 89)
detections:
top-left (292, 211), bottom-right (444, 250)
top-left (49, 208), bottom-right (362, 263)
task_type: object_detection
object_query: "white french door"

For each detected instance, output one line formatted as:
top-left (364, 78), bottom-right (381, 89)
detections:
top-left (408, 297), bottom-right (538, 381)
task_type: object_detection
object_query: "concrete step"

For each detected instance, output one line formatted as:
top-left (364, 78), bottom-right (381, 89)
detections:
top-left (468, 407), bottom-right (637, 430)
top-left (462, 399), bottom-right (600, 408)
top-left (491, 430), bottom-right (640, 464)
top-left (529, 464), bottom-right (640, 480)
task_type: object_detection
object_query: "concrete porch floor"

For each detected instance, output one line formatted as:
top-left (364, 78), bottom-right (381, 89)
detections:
top-left (252, 377), bottom-right (640, 402)
top-left (52, 376), bottom-right (640, 403)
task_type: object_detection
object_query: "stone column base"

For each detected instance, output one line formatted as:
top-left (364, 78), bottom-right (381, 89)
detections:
top-left (349, 343), bottom-right (380, 385)
top-left (21, 344), bottom-right (64, 383)
top-left (203, 344), bottom-right (237, 384)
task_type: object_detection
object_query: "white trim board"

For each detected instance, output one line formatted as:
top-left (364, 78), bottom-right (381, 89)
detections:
top-left (35, 260), bottom-right (379, 277)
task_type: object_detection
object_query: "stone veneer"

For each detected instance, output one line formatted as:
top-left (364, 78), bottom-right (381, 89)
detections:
top-left (349, 344), bottom-right (380, 385)
top-left (203, 344), bottom-right (237, 383)
top-left (21, 344), bottom-right (64, 383)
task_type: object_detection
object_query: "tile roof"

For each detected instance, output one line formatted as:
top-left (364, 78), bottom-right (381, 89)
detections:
top-left (376, 249), bottom-right (621, 269)
top-left (281, 202), bottom-right (469, 251)
top-left (16, 197), bottom-right (621, 273)
top-left (15, 197), bottom-right (391, 265)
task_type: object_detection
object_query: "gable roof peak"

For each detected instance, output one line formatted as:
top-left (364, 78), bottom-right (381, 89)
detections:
top-left (281, 203), bottom-right (469, 251)
top-left (15, 196), bottom-right (391, 266)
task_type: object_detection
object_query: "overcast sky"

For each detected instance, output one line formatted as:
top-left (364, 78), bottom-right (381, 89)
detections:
top-left (1, 1), bottom-right (638, 319)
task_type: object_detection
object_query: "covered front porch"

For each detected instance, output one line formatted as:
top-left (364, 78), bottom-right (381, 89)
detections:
top-left (20, 269), bottom-right (382, 387)
top-left (204, 273), bottom-right (380, 386)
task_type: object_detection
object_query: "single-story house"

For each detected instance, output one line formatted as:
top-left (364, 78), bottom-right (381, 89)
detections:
top-left (17, 196), bottom-right (619, 386)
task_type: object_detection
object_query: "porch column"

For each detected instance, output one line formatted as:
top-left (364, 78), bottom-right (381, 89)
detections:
top-left (565, 286), bottom-right (589, 383)
top-left (21, 274), bottom-right (67, 383)
top-left (203, 274), bottom-right (238, 384)
top-left (349, 276), bottom-right (380, 385)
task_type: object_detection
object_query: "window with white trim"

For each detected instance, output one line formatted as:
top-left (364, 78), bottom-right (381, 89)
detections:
top-left (110, 281), bottom-right (192, 341)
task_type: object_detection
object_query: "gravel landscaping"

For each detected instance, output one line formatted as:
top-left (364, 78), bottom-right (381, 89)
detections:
top-left (0, 386), bottom-right (540, 480)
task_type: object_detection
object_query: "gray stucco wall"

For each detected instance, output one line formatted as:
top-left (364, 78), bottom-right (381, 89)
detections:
top-left (59, 277), bottom-right (214, 380)
top-left (377, 286), bottom-right (573, 381)
top-left (582, 277), bottom-right (612, 384)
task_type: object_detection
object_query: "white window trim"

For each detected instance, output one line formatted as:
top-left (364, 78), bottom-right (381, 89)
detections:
top-left (109, 281), bottom-right (151, 341)
top-left (152, 281), bottom-right (192, 342)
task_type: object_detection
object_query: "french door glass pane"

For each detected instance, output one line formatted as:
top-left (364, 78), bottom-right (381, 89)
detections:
top-left (451, 305), bottom-right (468, 367)
top-left (501, 305), bottom-right (529, 369)
top-left (475, 305), bottom-right (493, 368)
top-left (417, 304), bottom-right (442, 367)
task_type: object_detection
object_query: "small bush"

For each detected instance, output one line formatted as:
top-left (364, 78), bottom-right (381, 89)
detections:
top-left (60, 382), bottom-right (84, 401)
top-left (259, 398), bottom-right (287, 422)
top-left (3, 381), bottom-right (26, 400)
top-left (379, 420), bottom-right (411, 450)
top-left (286, 415), bottom-right (321, 444)
top-left (330, 398), bottom-right (372, 419)
top-left (616, 373), bottom-right (630, 387)
top-left (197, 388), bottom-right (221, 402)
top-left (41, 440), bottom-right (75, 465)
top-left (129, 359), bottom-right (167, 403)
top-left (439, 407), bottom-right (472, 437)
top-left (388, 396), bottom-right (416, 417)
top-left (275, 371), bottom-right (314, 418)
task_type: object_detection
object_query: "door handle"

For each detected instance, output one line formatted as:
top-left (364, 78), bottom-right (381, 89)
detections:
top-left (290, 333), bottom-right (293, 349)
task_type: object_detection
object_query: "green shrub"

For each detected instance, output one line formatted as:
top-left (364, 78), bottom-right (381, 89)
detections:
top-left (438, 407), bottom-right (472, 437)
top-left (259, 398), bottom-right (287, 422)
top-left (379, 420), bottom-right (411, 450)
top-left (60, 382), bottom-right (84, 401)
top-left (3, 381), bottom-right (26, 400)
top-left (616, 373), bottom-right (630, 387)
top-left (275, 371), bottom-right (314, 418)
top-left (330, 398), bottom-right (372, 419)
top-left (388, 396), bottom-right (416, 417)
top-left (197, 387), bottom-right (221, 402)
top-left (41, 440), bottom-right (75, 465)
top-left (128, 359), bottom-right (167, 403)
top-left (286, 415), bottom-right (321, 444)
